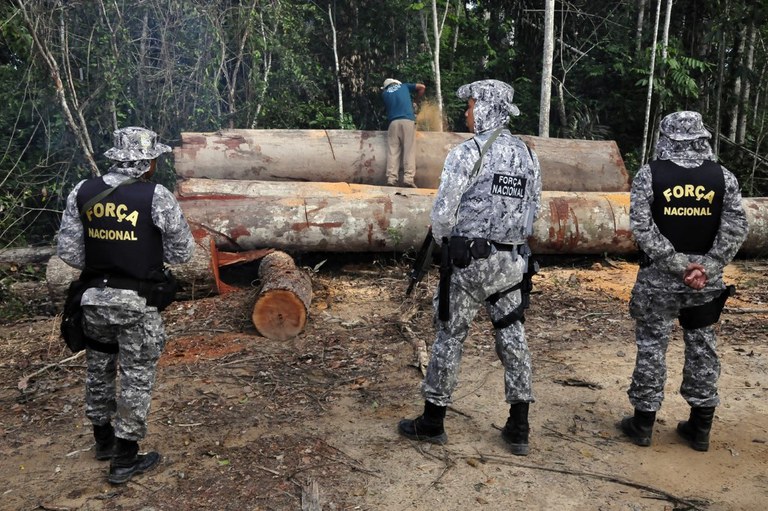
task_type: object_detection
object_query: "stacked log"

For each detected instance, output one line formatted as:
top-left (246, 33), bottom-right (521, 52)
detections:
top-left (176, 178), bottom-right (768, 257)
top-left (174, 129), bottom-right (631, 192)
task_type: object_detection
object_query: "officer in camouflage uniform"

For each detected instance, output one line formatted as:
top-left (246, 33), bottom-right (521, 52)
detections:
top-left (398, 79), bottom-right (542, 456)
top-left (620, 111), bottom-right (748, 451)
top-left (58, 127), bottom-right (194, 483)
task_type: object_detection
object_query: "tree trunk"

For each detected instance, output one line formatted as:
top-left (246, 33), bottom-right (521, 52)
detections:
top-left (539, 0), bottom-right (555, 138)
top-left (556, 82), bottom-right (567, 137)
top-left (737, 19), bottom-right (756, 144)
top-left (173, 129), bottom-right (630, 192)
top-left (635, 0), bottom-right (647, 57)
top-left (328, 3), bottom-right (344, 126)
top-left (252, 251), bottom-right (312, 341)
top-left (714, 7), bottom-right (728, 155)
top-left (729, 24), bottom-right (746, 141)
top-left (430, 0), bottom-right (443, 130)
top-left (641, 0), bottom-right (662, 164)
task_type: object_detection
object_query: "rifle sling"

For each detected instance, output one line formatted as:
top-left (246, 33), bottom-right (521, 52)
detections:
top-left (79, 177), bottom-right (138, 219)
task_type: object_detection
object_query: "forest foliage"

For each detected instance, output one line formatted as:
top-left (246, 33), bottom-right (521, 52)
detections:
top-left (2, 0), bottom-right (768, 248)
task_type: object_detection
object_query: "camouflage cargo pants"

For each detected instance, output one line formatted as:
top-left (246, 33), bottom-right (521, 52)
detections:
top-left (422, 249), bottom-right (534, 407)
top-left (82, 305), bottom-right (166, 440)
top-left (628, 279), bottom-right (723, 412)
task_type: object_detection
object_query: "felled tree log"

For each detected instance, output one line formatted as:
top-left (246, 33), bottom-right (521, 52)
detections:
top-left (0, 246), bottom-right (56, 265)
top-left (252, 251), bottom-right (312, 341)
top-left (177, 178), bottom-right (768, 257)
top-left (173, 129), bottom-right (630, 192)
top-left (45, 255), bottom-right (81, 311)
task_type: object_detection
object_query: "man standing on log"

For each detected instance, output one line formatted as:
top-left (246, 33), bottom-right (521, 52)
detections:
top-left (381, 78), bottom-right (426, 187)
top-left (398, 79), bottom-right (542, 456)
top-left (57, 127), bottom-right (194, 483)
top-left (620, 111), bottom-right (748, 451)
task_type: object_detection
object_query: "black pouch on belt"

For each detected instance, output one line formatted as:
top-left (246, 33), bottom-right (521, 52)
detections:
top-left (449, 236), bottom-right (472, 268)
top-left (469, 238), bottom-right (492, 259)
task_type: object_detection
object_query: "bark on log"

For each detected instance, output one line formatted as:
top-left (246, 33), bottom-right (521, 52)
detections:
top-left (252, 250), bottom-right (312, 341)
top-left (0, 246), bottom-right (56, 265)
top-left (173, 129), bottom-right (630, 192)
top-left (177, 178), bottom-right (768, 257)
top-left (45, 255), bottom-right (81, 311)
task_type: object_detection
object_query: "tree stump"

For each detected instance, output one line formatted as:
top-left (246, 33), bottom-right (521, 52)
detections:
top-left (252, 251), bottom-right (312, 341)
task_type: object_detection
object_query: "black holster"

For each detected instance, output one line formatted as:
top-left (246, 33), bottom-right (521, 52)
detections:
top-left (145, 268), bottom-right (179, 311)
top-left (60, 279), bottom-right (91, 353)
top-left (449, 236), bottom-right (492, 269)
top-left (679, 285), bottom-right (735, 329)
top-left (486, 251), bottom-right (538, 328)
top-left (61, 275), bottom-right (119, 354)
top-left (438, 237), bottom-right (452, 321)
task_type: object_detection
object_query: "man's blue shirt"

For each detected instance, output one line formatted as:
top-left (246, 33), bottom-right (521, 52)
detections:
top-left (382, 83), bottom-right (417, 123)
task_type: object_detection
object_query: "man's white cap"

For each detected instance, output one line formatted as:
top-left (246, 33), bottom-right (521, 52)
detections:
top-left (381, 78), bottom-right (402, 90)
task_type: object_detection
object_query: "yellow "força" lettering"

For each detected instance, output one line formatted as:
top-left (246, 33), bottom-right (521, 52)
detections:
top-left (86, 202), bottom-right (139, 227)
top-left (662, 184), bottom-right (716, 204)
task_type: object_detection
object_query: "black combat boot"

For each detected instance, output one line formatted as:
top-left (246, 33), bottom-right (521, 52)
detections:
top-left (108, 437), bottom-right (161, 485)
top-left (93, 423), bottom-right (115, 460)
top-left (398, 401), bottom-right (448, 445)
top-left (676, 406), bottom-right (715, 452)
top-left (619, 409), bottom-right (656, 447)
top-left (501, 402), bottom-right (530, 456)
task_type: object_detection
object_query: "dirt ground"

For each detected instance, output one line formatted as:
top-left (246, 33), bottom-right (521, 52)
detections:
top-left (1, 255), bottom-right (767, 511)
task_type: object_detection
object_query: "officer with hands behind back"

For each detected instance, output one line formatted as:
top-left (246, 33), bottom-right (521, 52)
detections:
top-left (57, 127), bottom-right (195, 484)
top-left (620, 111), bottom-right (749, 451)
top-left (398, 79), bottom-right (542, 456)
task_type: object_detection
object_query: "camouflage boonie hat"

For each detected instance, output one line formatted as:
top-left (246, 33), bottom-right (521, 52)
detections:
top-left (456, 79), bottom-right (520, 116)
top-left (659, 111), bottom-right (711, 141)
top-left (104, 127), bottom-right (172, 161)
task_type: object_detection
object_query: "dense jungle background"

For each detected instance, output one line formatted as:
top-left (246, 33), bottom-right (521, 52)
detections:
top-left (3, 0), bottom-right (768, 260)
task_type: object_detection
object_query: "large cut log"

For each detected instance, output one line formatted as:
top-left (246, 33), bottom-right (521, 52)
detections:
top-left (0, 246), bottom-right (56, 265)
top-left (173, 129), bottom-right (630, 192)
top-left (177, 178), bottom-right (768, 257)
top-left (45, 255), bottom-right (82, 311)
top-left (252, 250), bottom-right (312, 341)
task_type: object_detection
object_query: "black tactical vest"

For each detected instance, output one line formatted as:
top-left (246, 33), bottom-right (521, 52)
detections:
top-left (650, 160), bottom-right (725, 255)
top-left (77, 177), bottom-right (163, 280)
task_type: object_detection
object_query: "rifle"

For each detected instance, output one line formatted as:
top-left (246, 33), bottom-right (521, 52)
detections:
top-left (406, 227), bottom-right (437, 296)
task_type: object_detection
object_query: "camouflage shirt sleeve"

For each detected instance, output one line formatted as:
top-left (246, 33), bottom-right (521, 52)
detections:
top-left (152, 185), bottom-right (195, 265)
top-left (56, 180), bottom-right (88, 270)
top-left (430, 142), bottom-right (476, 242)
top-left (629, 165), bottom-right (689, 276)
top-left (692, 166), bottom-right (748, 277)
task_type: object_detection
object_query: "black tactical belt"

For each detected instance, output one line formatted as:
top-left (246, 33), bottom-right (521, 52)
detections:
top-left (492, 242), bottom-right (522, 253)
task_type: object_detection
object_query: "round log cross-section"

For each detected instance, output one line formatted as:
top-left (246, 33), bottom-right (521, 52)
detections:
top-left (252, 251), bottom-right (312, 341)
